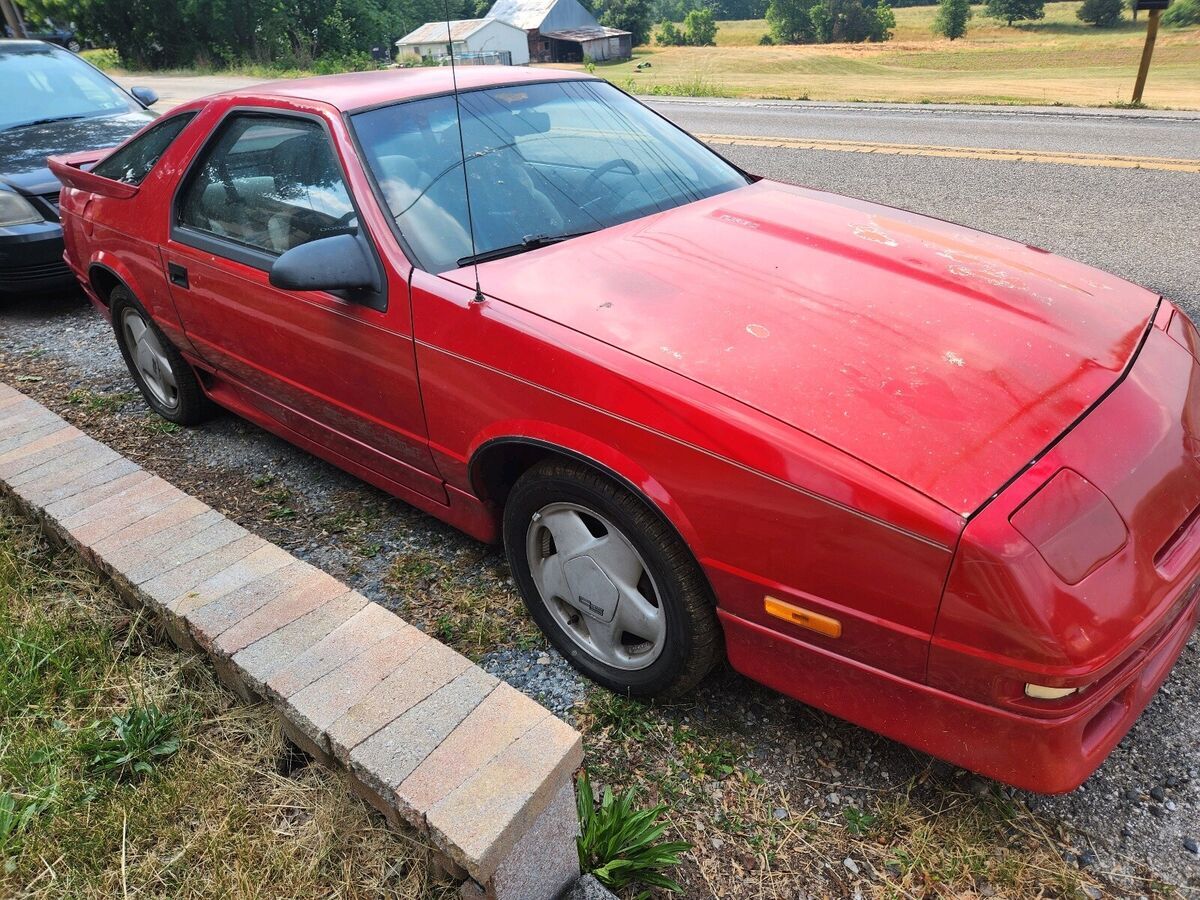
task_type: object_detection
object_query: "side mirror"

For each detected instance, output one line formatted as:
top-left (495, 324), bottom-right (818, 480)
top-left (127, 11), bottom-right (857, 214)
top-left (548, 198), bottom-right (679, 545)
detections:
top-left (269, 233), bottom-right (378, 294)
top-left (130, 86), bottom-right (158, 107)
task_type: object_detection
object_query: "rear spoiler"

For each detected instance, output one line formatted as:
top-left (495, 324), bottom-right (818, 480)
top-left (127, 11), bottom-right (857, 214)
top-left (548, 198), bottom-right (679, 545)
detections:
top-left (47, 150), bottom-right (139, 199)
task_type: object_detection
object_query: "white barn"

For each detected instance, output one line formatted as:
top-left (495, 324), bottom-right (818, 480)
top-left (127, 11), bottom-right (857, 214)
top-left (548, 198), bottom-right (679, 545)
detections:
top-left (395, 18), bottom-right (531, 65)
top-left (487, 0), bottom-right (632, 62)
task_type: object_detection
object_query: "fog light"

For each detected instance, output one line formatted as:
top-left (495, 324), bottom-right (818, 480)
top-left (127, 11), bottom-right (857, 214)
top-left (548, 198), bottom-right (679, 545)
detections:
top-left (1025, 683), bottom-right (1078, 700)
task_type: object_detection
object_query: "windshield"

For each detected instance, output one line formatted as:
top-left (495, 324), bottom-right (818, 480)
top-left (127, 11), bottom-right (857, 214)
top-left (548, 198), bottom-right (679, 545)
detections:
top-left (351, 80), bottom-right (749, 272)
top-left (0, 45), bottom-right (141, 131)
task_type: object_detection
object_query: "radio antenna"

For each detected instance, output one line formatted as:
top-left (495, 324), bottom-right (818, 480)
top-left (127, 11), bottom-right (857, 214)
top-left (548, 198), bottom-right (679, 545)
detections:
top-left (443, 1), bottom-right (485, 304)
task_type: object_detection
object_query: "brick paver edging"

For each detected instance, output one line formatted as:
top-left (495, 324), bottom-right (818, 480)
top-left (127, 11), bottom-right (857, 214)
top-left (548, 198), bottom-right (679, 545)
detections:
top-left (0, 383), bottom-right (584, 900)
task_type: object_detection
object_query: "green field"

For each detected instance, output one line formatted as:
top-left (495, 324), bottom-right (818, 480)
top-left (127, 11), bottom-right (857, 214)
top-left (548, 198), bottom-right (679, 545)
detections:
top-left (555, 2), bottom-right (1200, 107)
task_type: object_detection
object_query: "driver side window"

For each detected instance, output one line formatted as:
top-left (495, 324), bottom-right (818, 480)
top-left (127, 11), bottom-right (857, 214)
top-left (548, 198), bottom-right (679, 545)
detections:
top-left (177, 114), bottom-right (355, 256)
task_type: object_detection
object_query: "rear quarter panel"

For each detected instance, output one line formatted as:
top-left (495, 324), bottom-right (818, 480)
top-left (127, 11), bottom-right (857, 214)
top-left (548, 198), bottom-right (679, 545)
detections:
top-left (58, 101), bottom-right (215, 347)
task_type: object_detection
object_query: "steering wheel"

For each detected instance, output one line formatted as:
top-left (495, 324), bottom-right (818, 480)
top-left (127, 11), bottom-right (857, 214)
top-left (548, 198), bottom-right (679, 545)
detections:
top-left (580, 158), bottom-right (641, 217)
top-left (584, 157), bottom-right (641, 189)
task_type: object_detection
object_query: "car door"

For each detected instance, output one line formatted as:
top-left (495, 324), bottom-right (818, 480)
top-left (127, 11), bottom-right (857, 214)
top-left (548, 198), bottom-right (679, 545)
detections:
top-left (161, 109), bottom-right (445, 501)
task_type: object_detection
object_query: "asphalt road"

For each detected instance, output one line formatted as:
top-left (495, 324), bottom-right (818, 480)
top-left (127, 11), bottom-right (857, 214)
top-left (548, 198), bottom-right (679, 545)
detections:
top-left (645, 97), bottom-right (1200, 159)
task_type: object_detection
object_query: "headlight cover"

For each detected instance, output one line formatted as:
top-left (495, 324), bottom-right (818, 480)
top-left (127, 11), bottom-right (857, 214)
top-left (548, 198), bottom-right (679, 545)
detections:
top-left (1009, 468), bottom-right (1128, 585)
top-left (1167, 306), bottom-right (1200, 361)
top-left (0, 190), bottom-right (42, 227)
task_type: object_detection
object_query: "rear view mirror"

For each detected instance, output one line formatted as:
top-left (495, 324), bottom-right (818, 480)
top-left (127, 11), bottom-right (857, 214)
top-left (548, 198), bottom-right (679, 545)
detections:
top-left (130, 86), bottom-right (159, 107)
top-left (269, 234), bottom-right (379, 294)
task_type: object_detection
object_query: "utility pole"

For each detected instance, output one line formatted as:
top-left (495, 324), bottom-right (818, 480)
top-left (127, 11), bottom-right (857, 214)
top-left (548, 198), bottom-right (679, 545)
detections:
top-left (0, 0), bottom-right (27, 38)
top-left (1132, 0), bottom-right (1167, 104)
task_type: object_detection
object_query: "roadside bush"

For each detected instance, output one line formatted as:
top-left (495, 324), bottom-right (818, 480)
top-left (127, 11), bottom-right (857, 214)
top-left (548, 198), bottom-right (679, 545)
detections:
top-left (933, 0), bottom-right (972, 37)
top-left (1163, 0), bottom-right (1200, 26)
top-left (80, 47), bottom-right (120, 70)
top-left (1076, 0), bottom-right (1124, 25)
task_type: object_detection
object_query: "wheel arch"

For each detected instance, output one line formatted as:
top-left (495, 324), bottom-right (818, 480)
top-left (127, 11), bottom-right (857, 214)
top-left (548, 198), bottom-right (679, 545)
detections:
top-left (87, 260), bottom-right (126, 307)
top-left (468, 434), bottom-right (707, 565)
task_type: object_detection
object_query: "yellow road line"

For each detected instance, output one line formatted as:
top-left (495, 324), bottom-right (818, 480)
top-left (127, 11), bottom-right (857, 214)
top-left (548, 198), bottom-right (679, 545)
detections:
top-left (696, 133), bottom-right (1200, 173)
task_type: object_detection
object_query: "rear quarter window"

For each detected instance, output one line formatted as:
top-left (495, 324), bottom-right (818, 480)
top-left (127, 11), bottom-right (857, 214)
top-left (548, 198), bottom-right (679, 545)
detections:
top-left (91, 112), bottom-right (197, 186)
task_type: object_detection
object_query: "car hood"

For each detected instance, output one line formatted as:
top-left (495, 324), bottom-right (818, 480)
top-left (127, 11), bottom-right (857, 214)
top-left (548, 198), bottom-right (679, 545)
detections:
top-left (453, 180), bottom-right (1158, 515)
top-left (0, 111), bottom-right (152, 194)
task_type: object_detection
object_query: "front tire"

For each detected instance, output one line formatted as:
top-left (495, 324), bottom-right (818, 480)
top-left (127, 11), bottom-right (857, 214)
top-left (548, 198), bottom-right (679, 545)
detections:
top-left (111, 286), bottom-right (213, 425)
top-left (504, 459), bottom-right (722, 698)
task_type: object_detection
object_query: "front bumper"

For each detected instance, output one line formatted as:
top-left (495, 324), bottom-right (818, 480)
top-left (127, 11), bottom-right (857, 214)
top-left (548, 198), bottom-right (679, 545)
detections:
top-left (0, 220), bottom-right (72, 294)
top-left (720, 587), bottom-right (1197, 794)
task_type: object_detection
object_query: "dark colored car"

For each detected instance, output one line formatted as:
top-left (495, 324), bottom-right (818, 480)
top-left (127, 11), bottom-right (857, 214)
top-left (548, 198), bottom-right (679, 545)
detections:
top-left (0, 40), bottom-right (157, 294)
top-left (4, 21), bottom-right (82, 52)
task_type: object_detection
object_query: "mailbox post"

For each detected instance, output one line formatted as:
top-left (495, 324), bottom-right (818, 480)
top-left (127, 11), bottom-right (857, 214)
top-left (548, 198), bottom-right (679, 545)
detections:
top-left (1132, 0), bottom-right (1170, 104)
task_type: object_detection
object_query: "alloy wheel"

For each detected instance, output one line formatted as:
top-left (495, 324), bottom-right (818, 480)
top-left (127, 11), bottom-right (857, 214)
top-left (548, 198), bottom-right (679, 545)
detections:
top-left (525, 501), bottom-right (666, 670)
top-left (121, 307), bottom-right (178, 410)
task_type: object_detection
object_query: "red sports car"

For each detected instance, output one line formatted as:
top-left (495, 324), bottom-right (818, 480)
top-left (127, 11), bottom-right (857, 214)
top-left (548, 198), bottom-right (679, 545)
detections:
top-left (51, 68), bottom-right (1199, 794)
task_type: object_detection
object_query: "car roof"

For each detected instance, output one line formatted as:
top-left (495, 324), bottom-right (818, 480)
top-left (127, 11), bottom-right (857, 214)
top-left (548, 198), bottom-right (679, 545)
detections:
top-left (231, 65), bottom-right (595, 112)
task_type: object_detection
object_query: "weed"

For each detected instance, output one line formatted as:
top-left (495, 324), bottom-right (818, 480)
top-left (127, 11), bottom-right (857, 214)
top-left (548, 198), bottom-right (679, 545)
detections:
top-left (80, 705), bottom-right (181, 782)
top-left (843, 805), bottom-right (877, 835)
top-left (142, 416), bottom-right (180, 434)
top-left (647, 75), bottom-right (733, 97)
top-left (65, 389), bottom-right (137, 415)
top-left (0, 790), bottom-right (52, 871)
top-left (576, 770), bottom-right (691, 895)
top-left (579, 689), bottom-right (655, 743)
top-left (261, 486), bottom-right (295, 519)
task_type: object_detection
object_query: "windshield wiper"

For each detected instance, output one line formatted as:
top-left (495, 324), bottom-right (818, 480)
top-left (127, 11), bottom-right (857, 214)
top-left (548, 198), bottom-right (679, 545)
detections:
top-left (2, 114), bottom-right (88, 132)
top-left (457, 231), bottom-right (595, 267)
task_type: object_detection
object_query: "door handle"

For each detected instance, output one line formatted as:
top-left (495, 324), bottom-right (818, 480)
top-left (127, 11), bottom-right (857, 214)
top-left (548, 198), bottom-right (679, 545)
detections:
top-left (168, 262), bottom-right (189, 289)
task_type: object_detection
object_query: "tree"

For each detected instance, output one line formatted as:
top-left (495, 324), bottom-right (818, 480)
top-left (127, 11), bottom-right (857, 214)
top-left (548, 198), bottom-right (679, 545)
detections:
top-left (1163, 0), bottom-right (1200, 26)
top-left (933, 0), bottom-right (971, 38)
top-left (766, 0), bottom-right (814, 43)
top-left (808, 1), bottom-right (830, 39)
top-left (1076, 0), bottom-right (1122, 25)
top-left (870, 0), bottom-right (895, 39)
top-left (822, 0), bottom-right (875, 40)
top-left (593, 0), bottom-right (654, 45)
top-left (682, 6), bottom-right (718, 43)
top-left (984, 0), bottom-right (1044, 25)
top-left (657, 18), bottom-right (685, 42)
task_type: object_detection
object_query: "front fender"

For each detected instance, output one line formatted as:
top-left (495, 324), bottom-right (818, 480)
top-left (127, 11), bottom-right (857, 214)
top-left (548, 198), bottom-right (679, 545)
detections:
top-left (466, 421), bottom-right (705, 554)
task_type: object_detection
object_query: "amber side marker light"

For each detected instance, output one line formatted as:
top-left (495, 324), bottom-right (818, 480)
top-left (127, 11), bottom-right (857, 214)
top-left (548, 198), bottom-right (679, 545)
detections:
top-left (764, 596), bottom-right (842, 638)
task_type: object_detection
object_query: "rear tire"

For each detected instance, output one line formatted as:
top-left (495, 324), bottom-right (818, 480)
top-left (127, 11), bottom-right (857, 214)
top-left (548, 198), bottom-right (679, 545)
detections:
top-left (504, 458), bottom-right (722, 699)
top-left (111, 286), bottom-right (213, 426)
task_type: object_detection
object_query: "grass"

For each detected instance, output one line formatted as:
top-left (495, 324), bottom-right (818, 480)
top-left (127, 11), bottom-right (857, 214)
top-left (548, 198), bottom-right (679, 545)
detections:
top-left (384, 545), bottom-right (541, 660)
top-left (0, 504), bottom-right (452, 898)
top-left (558, 1), bottom-right (1200, 107)
top-left (572, 687), bottom-right (1119, 897)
